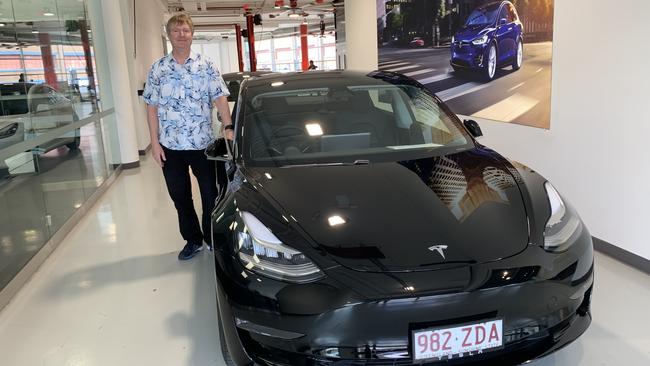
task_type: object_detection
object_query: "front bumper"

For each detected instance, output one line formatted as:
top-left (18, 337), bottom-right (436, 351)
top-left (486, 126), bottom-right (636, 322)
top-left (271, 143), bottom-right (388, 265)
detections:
top-left (451, 43), bottom-right (489, 70)
top-left (215, 223), bottom-right (594, 366)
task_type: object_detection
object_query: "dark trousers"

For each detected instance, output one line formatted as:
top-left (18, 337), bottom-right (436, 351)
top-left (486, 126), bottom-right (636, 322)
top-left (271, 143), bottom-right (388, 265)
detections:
top-left (161, 146), bottom-right (218, 245)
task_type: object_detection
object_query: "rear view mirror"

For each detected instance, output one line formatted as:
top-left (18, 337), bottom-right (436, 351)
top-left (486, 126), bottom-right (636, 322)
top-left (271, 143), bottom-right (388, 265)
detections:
top-left (463, 119), bottom-right (483, 138)
top-left (205, 138), bottom-right (232, 162)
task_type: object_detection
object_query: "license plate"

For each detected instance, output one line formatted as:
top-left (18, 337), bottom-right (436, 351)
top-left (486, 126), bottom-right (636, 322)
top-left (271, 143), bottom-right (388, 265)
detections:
top-left (412, 319), bottom-right (503, 362)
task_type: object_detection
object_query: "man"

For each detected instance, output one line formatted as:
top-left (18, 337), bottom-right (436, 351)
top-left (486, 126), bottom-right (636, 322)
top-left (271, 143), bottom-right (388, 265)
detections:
top-left (143, 13), bottom-right (233, 260)
top-left (308, 60), bottom-right (317, 70)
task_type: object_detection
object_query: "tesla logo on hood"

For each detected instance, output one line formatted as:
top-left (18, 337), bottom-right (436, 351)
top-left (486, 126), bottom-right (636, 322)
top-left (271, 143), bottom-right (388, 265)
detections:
top-left (428, 245), bottom-right (448, 259)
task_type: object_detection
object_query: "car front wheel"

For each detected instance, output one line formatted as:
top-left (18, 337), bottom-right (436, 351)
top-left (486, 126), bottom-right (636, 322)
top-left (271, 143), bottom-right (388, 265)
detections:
top-left (483, 43), bottom-right (497, 82)
top-left (513, 39), bottom-right (523, 71)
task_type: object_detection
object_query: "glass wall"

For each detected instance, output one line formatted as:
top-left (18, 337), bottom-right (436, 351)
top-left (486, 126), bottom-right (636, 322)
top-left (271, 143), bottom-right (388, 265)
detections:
top-left (252, 34), bottom-right (337, 72)
top-left (0, 0), bottom-right (114, 290)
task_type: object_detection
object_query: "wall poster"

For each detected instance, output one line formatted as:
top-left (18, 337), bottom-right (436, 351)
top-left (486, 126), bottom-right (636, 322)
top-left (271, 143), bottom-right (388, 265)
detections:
top-left (377, 0), bottom-right (554, 128)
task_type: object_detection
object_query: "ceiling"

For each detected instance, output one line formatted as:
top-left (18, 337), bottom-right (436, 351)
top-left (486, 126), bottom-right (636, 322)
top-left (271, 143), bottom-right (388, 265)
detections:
top-left (163, 0), bottom-right (341, 40)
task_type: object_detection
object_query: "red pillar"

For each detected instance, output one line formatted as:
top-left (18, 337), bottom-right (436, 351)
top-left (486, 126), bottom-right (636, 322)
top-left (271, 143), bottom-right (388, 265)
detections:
top-left (78, 20), bottom-right (96, 102)
top-left (235, 24), bottom-right (244, 72)
top-left (38, 33), bottom-right (58, 88)
top-left (246, 15), bottom-right (257, 72)
top-left (300, 24), bottom-right (309, 71)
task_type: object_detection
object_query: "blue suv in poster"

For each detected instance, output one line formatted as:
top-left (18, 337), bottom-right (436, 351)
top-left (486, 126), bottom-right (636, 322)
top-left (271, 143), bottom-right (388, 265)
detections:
top-left (451, 1), bottom-right (523, 81)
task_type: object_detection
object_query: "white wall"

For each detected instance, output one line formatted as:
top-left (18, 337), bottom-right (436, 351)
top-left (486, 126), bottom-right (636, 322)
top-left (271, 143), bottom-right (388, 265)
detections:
top-left (344, 0), bottom-right (378, 71)
top-left (475, 0), bottom-right (650, 260)
top-left (192, 41), bottom-right (239, 74)
top-left (127, 0), bottom-right (166, 152)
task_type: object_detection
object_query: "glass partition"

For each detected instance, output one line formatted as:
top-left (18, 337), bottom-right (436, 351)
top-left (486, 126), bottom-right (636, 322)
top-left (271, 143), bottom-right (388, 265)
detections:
top-left (0, 0), bottom-right (115, 291)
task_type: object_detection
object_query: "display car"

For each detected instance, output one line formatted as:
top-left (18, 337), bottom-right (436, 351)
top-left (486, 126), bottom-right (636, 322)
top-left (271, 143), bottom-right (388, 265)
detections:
top-left (450, 1), bottom-right (523, 81)
top-left (206, 70), bottom-right (593, 366)
top-left (0, 82), bottom-right (80, 174)
top-left (214, 71), bottom-right (276, 127)
top-left (223, 71), bottom-right (275, 104)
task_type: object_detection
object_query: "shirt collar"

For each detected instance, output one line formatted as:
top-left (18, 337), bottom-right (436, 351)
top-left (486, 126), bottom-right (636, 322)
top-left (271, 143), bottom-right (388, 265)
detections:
top-left (165, 51), bottom-right (200, 65)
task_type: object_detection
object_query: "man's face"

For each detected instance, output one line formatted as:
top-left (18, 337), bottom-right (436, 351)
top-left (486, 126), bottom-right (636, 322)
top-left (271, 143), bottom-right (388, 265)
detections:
top-left (169, 22), bottom-right (193, 51)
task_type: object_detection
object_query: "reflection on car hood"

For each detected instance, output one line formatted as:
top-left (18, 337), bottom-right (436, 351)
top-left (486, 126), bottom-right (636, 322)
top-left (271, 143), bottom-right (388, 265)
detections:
top-left (246, 148), bottom-right (529, 272)
top-left (455, 26), bottom-right (493, 42)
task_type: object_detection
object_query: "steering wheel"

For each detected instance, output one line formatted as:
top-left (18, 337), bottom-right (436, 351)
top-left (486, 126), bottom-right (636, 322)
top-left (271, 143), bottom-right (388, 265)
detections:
top-left (270, 126), bottom-right (316, 154)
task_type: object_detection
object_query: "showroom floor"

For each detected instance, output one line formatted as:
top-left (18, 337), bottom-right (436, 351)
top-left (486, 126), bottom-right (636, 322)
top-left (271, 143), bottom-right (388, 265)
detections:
top-left (0, 154), bottom-right (648, 365)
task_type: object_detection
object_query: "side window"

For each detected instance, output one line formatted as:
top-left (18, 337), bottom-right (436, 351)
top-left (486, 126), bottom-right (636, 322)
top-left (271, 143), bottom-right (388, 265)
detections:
top-left (226, 80), bottom-right (240, 102)
top-left (368, 89), bottom-right (394, 113)
top-left (498, 7), bottom-right (509, 24)
top-left (508, 5), bottom-right (517, 22)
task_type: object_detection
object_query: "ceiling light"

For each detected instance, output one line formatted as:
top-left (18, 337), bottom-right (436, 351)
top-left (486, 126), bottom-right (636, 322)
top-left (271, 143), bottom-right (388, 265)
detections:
top-left (328, 215), bottom-right (346, 227)
top-left (0, 24), bottom-right (5, 27)
top-left (271, 81), bottom-right (284, 87)
top-left (264, 173), bottom-right (272, 180)
top-left (31, 30), bottom-right (39, 34)
top-left (305, 123), bottom-right (323, 136)
top-left (43, 12), bottom-right (55, 17)
top-left (288, 12), bottom-right (301, 18)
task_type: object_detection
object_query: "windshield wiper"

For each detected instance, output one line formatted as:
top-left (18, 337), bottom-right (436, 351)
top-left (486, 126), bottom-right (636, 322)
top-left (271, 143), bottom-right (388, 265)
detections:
top-left (281, 159), bottom-right (370, 168)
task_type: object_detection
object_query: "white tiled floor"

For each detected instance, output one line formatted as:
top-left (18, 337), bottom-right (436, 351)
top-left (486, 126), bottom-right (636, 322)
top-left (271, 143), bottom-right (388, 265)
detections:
top-left (0, 154), bottom-right (648, 365)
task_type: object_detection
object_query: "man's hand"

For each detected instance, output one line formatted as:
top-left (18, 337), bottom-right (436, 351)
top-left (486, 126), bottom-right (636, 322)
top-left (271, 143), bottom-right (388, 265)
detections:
top-left (225, 128), bottom-right (234, 141)
top-left (152, 142), bottom-right (166, 167)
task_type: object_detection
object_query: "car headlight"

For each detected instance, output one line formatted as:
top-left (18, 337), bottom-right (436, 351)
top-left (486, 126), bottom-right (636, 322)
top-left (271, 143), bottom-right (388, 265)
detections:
top-left (544, 182), bottom-right (582, 252)
top-left (472, 34), bottom-right (489, 45)
top-left (0, 123), bottom-right (19, 139)
top-left (237, 211), bottom-right (324, 283)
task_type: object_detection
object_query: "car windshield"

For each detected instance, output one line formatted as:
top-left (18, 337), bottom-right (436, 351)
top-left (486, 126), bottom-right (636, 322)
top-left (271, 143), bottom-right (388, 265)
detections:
top-left (465, 4), bottom-right (500, 26)
top-left (241, 81), bottom-right (471, 167)
top-left (0, 83), bottom-right (30, 116)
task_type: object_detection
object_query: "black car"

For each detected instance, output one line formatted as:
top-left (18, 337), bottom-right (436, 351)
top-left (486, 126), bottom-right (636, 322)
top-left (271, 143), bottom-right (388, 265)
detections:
top-left (206, 71), bottom-right (593, 365)
top-left (222, 71), bottom-right (275, 104)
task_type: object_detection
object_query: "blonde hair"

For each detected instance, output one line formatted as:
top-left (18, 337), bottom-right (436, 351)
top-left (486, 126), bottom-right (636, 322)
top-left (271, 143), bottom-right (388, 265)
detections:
top-left (166, 13), bottom-right (194, 35)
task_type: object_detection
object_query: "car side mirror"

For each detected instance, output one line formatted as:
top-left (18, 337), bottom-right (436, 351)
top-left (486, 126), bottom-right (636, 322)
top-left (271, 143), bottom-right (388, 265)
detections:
top-left (463, 119), bottom-right (483, 138)
top-left (205, 137), bottom-right (232, 162)
top-left (498, 18), bottom-right (508, 26)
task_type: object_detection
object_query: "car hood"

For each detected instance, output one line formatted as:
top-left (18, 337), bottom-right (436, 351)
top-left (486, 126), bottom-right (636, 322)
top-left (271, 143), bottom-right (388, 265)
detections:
top-left (245, 148), bottom-right (529, 272)
top-left (455, 25), bottom-right (493, 42)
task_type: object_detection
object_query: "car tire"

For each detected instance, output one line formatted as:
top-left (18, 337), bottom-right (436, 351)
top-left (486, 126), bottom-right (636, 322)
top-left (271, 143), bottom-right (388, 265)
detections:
top-left (482, 43), bottom-right (498, 82)
top-left (513, 39), bottom-right (523, 71)
top-left (66, 136), bottom-right (80, 150)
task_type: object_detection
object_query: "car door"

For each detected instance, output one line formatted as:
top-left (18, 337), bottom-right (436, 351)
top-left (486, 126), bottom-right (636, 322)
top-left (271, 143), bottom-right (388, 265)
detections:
top-left (495, 4), bottom-right (516, 63)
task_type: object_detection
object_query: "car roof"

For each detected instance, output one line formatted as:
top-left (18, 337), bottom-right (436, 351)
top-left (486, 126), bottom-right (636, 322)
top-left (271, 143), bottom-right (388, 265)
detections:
top-left (241, 70), bottom-right (421, 96)
top-left (222, 71), bottom-right (275, 81)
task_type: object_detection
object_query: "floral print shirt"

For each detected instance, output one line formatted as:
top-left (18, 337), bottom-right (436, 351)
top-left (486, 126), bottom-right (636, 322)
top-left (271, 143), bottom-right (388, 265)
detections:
top-left (143, 51), bottom-right (229, 150)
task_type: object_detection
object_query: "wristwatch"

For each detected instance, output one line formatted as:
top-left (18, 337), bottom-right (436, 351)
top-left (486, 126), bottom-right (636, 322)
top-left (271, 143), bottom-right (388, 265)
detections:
top-left (224, 124), bottom-right (234, 131)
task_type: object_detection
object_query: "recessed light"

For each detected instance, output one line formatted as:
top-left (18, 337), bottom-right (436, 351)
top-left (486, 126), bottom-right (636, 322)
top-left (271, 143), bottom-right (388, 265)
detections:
top-left (305, 123), bottom-right (323, 136)
top-left (43, 12), bottom-right (55, 17)
top-left (328, 215), bottom-right (346, 226)
top-left (271, 81), bottom-right (284, 87)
